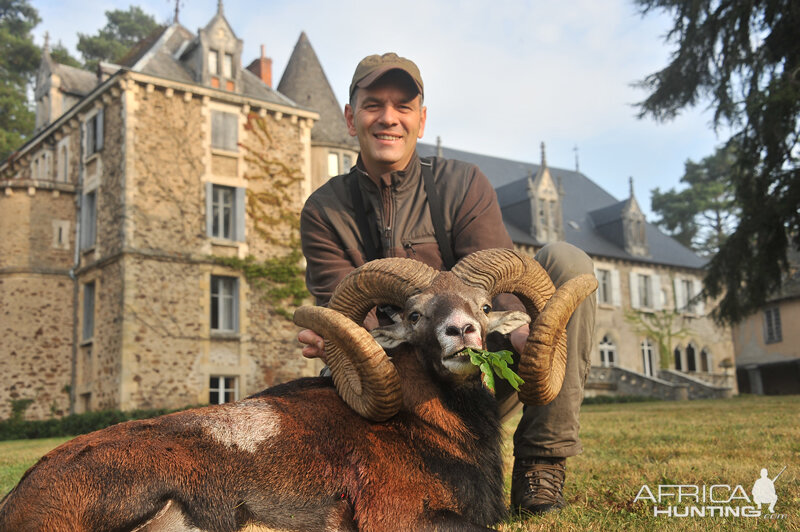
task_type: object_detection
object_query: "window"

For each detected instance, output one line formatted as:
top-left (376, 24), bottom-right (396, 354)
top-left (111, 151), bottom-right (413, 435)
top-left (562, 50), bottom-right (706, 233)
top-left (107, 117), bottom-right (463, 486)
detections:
top-left (83, 282), bottom-right (95, 341)
top-left (599, 335), bottom-right (616, 367)
top-left (538, 198), bottom-right (547, 227)
top-left (211, 111), bottom-right (238, 151)
top-left (209, 49), bottom-right (219, 75)
top-left (211, 276), bottom-right (238, 332)
top-left (686, 344), bottom-right (697, 372)
top-left (597, 269), bottom-right (611, 305)
top-left (209, 376), bottom-right (237, 404)
top-left (81, 190), bottom-right (97, 249)
top-left (59, 145), bottom-right (68, 182)
top-left (763, 307), bottom-right (782, 344)
top-left (327, 152), bottom-right (339, 177)
top-left (674, 346), bottom-right (683, 371)
top-left (85, 109), bottom-right (104, 156)
top-left (681, 279), bottom-right (695, 312)
top-left (342, 153), bottom-right (353, 172)
top-left (630, 272), bottom-right (661, 310)
top-left (222, 53), bottom-right (233, 78)
top-left (206, 184), bottom-right (245, 241)
top-left (641, 338), bottom-right (655, 377)
top-left (638, 274), bottom-right (651, 309)
top-left (700, 348), bottom-right (711, 372)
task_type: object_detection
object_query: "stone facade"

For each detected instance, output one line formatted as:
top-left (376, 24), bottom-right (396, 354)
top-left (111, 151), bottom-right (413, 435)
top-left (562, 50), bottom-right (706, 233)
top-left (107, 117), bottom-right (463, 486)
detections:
top-left (1, 12), bottom-right (320, 420)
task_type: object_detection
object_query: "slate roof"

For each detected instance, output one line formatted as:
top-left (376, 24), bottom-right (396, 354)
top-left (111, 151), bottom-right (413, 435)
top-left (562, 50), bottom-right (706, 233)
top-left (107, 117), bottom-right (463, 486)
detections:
top-left (277, 33), bottom-right (358, 148)
top-left (52, 62), bottom-right (97, 97)
top-left (417, 142), bottom-right (706, 269)
top-left (116, 22), bottom-right (299, 108)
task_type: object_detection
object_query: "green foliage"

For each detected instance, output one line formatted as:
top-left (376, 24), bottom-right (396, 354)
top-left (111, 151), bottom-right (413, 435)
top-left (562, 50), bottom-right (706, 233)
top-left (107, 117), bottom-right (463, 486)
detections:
top-left (0, 406), bottom-right (185, 441)
top-left (464, 348), bottom-right (524, 392)
top-left (0, 0), bottom-right (40, 161)
top-left (651, 144), bottom-right (739, 256)
top-left (49, 40), bottom-right (81, 68)
top-left (76, 5), bottom-right (159, 70)
top-left (624, 308), bottom-right (691, 370)
top-left (212, 252), bottom-right (309, 319)
top-left (635, 0), bottom-right (800, 325)
top-left (8, 399), bottom-right (33, 422)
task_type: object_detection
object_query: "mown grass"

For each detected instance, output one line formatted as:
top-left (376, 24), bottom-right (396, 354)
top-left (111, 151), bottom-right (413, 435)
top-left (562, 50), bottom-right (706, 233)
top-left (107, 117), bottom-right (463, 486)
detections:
top-left (1, 395), bottom-right (797, 530)
top-left (499, 394), bottom-right (799, 531)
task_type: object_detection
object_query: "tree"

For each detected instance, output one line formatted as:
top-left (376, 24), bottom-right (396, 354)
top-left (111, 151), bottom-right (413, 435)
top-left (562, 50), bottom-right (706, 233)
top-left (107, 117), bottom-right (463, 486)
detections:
top-left (77, 6), bottom-right (158, 70)
top-left (635, 0), bottom-right (800, 325)
top-left (50, 40), bottom-right (81, 68)
top-left (651, 144), bottom-right (739, 256)
top-left (0, 0), bottom-right (40, 161)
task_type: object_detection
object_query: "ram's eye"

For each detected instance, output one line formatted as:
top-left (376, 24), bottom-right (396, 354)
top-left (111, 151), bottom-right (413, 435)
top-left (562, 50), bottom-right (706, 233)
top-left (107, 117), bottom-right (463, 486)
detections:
top-left (408, 311), bottom-right (421, 324)
top-left (481, 304), bottom-right (492, 315)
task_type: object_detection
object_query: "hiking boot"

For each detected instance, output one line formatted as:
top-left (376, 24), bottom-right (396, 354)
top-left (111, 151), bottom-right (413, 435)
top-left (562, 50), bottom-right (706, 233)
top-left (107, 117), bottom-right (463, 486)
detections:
top-left (510, 456), bottom-right (567, 515)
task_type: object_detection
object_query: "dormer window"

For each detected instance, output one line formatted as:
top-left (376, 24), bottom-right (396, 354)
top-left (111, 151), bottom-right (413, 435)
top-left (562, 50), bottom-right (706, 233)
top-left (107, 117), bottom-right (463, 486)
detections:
top-left (209, 49), bottom-right (219, 75)
top-left (222, 53), bottom-right (233, 78)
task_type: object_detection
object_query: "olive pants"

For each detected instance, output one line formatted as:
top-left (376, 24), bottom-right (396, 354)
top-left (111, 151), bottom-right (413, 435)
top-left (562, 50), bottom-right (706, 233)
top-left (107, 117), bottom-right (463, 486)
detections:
top-left (492, 242), bottom-right (597, 459)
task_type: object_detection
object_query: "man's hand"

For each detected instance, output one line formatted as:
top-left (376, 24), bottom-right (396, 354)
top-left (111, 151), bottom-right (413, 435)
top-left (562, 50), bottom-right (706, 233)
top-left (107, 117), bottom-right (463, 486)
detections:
top-left (298, 329), bottom-right (327, 363)
top-left (509, 324), bottom-right (530, 356)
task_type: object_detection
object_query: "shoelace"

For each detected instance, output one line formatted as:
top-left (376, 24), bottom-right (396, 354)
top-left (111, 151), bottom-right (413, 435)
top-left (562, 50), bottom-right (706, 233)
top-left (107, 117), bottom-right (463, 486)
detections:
top-left (514, 462), bottom-right (565, 503)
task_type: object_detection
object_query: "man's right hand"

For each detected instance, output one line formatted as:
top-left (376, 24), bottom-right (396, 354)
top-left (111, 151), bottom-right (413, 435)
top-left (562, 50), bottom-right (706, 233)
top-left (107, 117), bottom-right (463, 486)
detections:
top-left (298, 329), bottom-right (327, 363)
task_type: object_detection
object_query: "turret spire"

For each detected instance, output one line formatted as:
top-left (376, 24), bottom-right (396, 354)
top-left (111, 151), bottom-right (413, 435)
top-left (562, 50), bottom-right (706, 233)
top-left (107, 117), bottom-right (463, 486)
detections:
top-left (540, 141), bottom-right (547, 167)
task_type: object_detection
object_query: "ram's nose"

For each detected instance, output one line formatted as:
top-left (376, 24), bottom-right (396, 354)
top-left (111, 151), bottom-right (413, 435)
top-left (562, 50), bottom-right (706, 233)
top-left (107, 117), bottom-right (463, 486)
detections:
top-left (445, 323), bottom-right (476, 337)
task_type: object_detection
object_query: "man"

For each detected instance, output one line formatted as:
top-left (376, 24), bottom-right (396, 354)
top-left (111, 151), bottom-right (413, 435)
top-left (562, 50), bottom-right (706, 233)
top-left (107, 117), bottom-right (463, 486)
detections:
top-left (298, 52), bottom-right (596, 515)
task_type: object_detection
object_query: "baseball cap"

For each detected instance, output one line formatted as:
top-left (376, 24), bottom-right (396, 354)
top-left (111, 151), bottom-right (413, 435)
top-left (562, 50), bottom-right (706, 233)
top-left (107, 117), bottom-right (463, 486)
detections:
top-left (349, 53), bottom-right (424, 100)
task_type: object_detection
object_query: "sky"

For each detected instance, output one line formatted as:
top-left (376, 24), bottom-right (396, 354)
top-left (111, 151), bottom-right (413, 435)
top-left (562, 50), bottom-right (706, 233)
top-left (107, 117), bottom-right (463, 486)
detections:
top-left (32, 0), bottom-right (727, 220)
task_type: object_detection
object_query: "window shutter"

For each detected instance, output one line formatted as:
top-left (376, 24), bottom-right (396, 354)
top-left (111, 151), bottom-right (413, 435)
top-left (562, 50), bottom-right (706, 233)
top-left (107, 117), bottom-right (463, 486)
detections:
top-left (233, 278), bottom-right (240, 332)
top-left (611, 269), bottom-right (621, 307)
top-left (205, 182), bottom-right (214, 237)
top-left (673, 277), bottom-right (684, 312)
top-left (629, 272), bottom-right (640, 309)
top-left (693, 279), bottom-right (705, 316)
top-left (96, 109), bottom-right (104, 152)
top-left (651, 274), bottom-right (661, 310)
top-left (235, 187), bottom-right (246, 241)
top-left (80, 195), bottom-right (89, 249)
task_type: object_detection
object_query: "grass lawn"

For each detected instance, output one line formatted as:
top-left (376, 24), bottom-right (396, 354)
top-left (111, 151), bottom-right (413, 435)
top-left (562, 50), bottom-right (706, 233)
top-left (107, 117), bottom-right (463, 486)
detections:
top-left (1, 395), bottom-right (797, 530)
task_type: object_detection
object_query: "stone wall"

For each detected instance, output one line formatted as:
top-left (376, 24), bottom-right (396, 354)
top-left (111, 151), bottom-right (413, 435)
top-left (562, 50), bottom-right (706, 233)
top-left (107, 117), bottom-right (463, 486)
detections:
top-left (0, 275), bottom-right (73, 419)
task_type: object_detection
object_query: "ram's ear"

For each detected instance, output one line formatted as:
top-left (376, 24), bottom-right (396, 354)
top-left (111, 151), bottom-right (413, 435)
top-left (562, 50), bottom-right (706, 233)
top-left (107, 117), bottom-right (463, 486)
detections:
top-left (370, 323), bottom-right (411, 349)
top-left (487, 310), bottom-right (530, 335)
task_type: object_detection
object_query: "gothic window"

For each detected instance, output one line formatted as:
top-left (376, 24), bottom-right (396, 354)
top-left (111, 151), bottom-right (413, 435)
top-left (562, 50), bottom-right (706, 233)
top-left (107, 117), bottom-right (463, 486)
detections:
top-left (674, 346), bottom-right (682, 371)
top-left (686, 343), bottom-right (697, 372)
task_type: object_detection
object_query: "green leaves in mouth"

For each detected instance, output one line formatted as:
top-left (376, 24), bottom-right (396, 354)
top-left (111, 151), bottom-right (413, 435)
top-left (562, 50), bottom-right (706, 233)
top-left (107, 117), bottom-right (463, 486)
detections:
top-left (463, 348), bottom-right (524, 392)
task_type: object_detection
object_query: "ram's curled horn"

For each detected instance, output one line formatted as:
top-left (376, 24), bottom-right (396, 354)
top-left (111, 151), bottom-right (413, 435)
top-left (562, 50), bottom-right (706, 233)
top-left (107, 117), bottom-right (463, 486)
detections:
top-left (294, 258), bottom-right (438, 421)
top-left (451, 248), bottom-right (598, 405)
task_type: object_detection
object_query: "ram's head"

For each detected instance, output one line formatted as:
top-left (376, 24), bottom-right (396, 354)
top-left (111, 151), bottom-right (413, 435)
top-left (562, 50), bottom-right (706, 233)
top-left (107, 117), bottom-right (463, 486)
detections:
top-left (294, 248), bottom-right (597, 421)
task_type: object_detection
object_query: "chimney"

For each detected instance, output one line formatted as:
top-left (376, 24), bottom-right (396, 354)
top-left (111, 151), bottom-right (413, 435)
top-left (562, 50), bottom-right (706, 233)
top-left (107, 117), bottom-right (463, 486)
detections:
top-left (247, 45), bottom-right (273, 88)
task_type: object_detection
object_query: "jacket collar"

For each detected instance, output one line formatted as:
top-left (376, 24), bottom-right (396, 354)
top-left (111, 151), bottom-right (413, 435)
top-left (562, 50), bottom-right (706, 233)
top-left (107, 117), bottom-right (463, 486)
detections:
top-left (355, 153), bottom-right (422, 192)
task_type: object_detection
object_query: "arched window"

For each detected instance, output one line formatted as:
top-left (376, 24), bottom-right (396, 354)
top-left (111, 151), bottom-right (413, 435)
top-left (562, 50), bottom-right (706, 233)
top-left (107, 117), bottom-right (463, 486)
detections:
top-left (641, 338), bottom-right (656, 377)
top-left (700, 348), bottom-right (712, 373)
top-left (686, 343), bottom-right (697, 372)
top-left (599, 335), bottom-right (616, 367)
top-left (674, 346), bottom-right (683, 371)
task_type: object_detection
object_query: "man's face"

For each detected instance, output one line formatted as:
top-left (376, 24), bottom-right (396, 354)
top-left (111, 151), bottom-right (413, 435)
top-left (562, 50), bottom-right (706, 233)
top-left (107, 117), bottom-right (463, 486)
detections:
top-left (345, 71), bottom-right (427, 176)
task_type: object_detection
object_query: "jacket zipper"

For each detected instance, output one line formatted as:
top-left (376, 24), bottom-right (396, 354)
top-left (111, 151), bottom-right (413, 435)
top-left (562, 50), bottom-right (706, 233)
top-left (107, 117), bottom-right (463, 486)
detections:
top-left (381, 183), bottom-right (393, 256)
